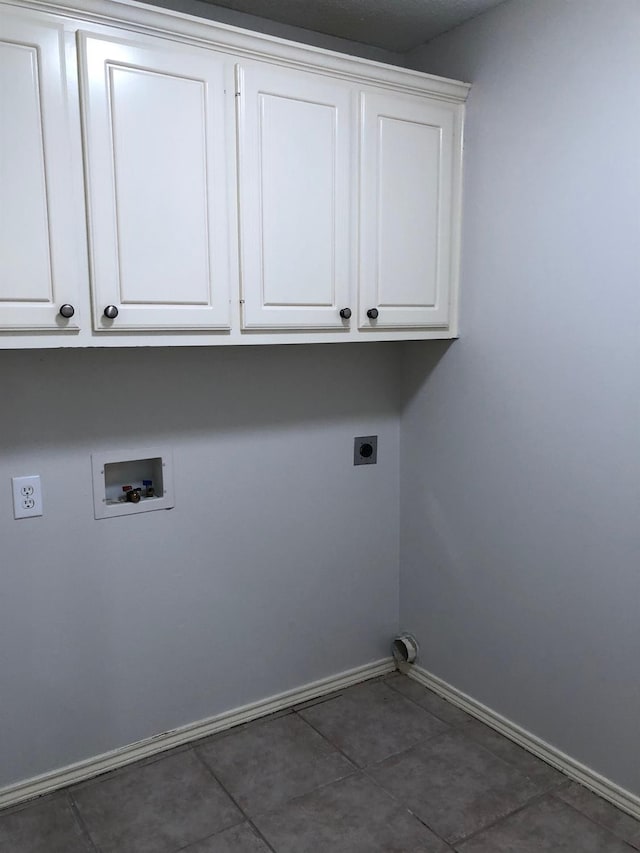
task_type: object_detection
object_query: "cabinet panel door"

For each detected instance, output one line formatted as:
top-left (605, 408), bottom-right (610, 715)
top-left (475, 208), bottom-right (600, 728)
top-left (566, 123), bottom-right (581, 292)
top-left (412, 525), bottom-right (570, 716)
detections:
top-left (237, 63), bottom-right (353, 330)
top-left (79, 31), bottom-right (232, 330)
top-left (0, 14), bottom-right (82, 330)
top-left (360, 91), bottom-right (459, 329)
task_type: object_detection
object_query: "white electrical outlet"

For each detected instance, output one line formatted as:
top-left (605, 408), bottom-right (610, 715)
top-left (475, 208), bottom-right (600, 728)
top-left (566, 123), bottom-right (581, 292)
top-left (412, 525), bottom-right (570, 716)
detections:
top-left (12, 475), bottom-right (43, 519)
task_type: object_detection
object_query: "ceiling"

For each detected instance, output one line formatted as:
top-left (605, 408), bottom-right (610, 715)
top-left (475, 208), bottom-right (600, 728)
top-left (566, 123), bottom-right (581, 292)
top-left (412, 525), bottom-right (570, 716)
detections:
top-left (200, 0), bottom-right (506, 53)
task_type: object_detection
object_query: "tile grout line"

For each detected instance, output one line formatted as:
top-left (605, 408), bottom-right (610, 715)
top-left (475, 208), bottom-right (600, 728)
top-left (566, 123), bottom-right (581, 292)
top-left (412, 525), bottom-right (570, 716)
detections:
top-left (458, 790), bottom-right (567, 849)
top-left (249, 770), bottom-right (361, 816)
top-left (66, 790), bottom-right (101, 853)
top-left (548, 789), bottom-right (640, 852)
top-left (291, 704), bottom-right (370, 769)
top-left (362, 768), bottom-right (453, 848)
top-left (190, 689), bottom-right (440, 845)
top-left (295, 677), bottom-right (455, 766)
top-left (384, 673), bottom-right (473, 728)
top-left (386, 675), bottom-right (572, 794)
top-left (189, 745), bottom-right (280, 853)
top-left (358, 757), bottom-right (453, 846)
top-left (340, 676), bottom-right (580, 849)
top-left (359, 734), bottom-right (571, 850)
top-left (452, 720), bottom-right (571, 786)
top-left (292, 704), bottom-right (456, 849)
top-left (453, 725), bottom-right (570, 788)
top-left (383, 670), bottom-right (492, 728)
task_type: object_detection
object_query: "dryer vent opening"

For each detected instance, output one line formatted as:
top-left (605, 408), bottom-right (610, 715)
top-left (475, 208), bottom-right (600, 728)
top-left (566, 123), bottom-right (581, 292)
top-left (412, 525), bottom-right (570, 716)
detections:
top-left (392, 633), bottom-right (418, 666)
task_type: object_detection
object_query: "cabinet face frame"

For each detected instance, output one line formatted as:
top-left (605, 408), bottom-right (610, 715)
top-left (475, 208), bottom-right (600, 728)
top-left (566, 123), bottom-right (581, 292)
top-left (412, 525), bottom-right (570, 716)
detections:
top-left (358, 89), bottom-right (464, 332)
top-left (77, 27), bottom-right (236, 332)
top-left (236, 61), bottom-right (354, 331)
top-left (0, 11), bottom-right (85, 332)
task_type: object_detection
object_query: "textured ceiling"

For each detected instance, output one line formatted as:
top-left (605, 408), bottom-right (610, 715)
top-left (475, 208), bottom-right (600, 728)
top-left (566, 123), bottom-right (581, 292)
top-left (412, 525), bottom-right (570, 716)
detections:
top-left (200, 0), bottom-right (506, 52)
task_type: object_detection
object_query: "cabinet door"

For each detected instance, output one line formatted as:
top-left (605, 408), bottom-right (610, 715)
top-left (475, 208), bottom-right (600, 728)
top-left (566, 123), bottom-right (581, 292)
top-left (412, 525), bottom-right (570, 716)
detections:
top-left (79, 30), bottom-right (233, 331)
top-left (359, 91), bottom-right (461, 329)
top-left (237, 63), bottom-right (353, 330)
top-left (0, 13), bottom-right (82, 330)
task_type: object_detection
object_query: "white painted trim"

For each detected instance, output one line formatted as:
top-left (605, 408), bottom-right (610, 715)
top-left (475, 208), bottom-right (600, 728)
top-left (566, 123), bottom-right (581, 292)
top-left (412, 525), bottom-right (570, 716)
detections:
top-left (408, 664), bottom-right (640, 821)
top-left (0, 657), bottom-right (394, 811)
top-left (4, 0), bottom-right (470, 101)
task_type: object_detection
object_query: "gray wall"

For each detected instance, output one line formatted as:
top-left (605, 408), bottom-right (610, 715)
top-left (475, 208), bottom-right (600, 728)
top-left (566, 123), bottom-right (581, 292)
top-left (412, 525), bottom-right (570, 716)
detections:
top-left (139, 0), bottom-right (408, 64)
top-left (0, 345), bottom-right (400, 788)
top-left (401, 0), bottom-right (640, 796)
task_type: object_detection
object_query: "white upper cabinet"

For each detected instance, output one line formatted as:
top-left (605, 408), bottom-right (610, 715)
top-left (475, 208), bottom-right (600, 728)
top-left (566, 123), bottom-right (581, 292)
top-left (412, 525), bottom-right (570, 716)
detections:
top-left (0, 12), bottom-right (83, 331)
top-left (0, 0), bottom-right (468, 347)
top-left (359, 90), bottom-right (462, 330)
top-left (78, 29), bottom-right (234, 331)
top-left (236, 62), bottom-right (353, 330)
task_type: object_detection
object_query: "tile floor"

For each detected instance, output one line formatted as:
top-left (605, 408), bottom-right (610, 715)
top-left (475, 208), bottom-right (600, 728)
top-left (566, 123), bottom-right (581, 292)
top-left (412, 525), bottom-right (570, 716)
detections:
top-left (2, 672), bottom-right (639, 852)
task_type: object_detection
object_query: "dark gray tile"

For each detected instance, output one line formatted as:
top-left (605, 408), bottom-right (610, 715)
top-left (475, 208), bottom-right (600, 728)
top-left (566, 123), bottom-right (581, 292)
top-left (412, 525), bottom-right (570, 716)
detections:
top-left (0, 794), bottom-right (92, 853)
top-left (457, 795), bottom-right (634, 852)
top-left (461, 719), bottom-right (565, 790)
top-left (183, 822), bottom-right (272, 852)
top-left (254, 773), bottom-right (450, 853)
top-left (555, 782), bottom-right (640, 849)
top-left (385, 673), bottom-right (473, 726)
top-left (72, 749), bottom-right (242, 853)
top-left (370, 729), bottom-right (542, 843)
top-left (195, 712), bottom-right (354, 816)
top-left (298, 679), bottom-right (448, 767)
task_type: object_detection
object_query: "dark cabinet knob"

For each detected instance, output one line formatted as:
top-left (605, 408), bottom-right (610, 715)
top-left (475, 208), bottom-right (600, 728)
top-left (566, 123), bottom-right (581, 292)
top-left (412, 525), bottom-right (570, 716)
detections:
top-left (339, 307), bottom-right (352, 320)
top-left (103, 305), bottom-right (119, 320)
top-left (59, 304), bottom-right (75, 319)
top-left (367, 308), bottom-right (379, 320)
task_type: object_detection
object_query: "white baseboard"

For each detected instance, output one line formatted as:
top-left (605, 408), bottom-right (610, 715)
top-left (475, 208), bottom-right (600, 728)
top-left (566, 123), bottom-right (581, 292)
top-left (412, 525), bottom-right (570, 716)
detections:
top-left (0, 657), bottom-right (395, 811)
top-left (407, 663), bottom-right (640, 822)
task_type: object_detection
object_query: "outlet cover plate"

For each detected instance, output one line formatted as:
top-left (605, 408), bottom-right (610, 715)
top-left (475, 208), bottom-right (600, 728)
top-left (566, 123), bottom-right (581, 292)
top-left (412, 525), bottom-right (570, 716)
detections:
top-left (354, 435), bottom-right (378, 465)
top-left (12, 475), bottom-right (43, 518)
